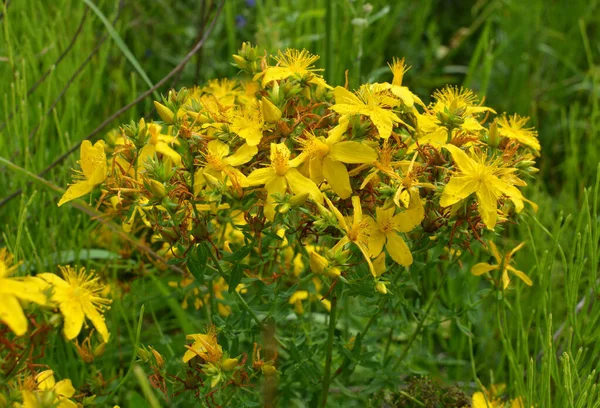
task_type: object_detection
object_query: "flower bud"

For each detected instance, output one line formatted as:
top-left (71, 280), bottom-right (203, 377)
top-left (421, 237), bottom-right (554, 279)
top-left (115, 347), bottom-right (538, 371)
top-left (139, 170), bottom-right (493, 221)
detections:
top-left (290, 192), bottom-right (309, 208)
top-left (326, 266), bottom-right (342, 278)
top-left (487, 120), bottom-right (499, 148)
top-left (154, 101), bottom-right (175, 124)
top-left (222, 358), bottom-right (239, 372)
top-left (262, 363), bottom-right (277, 376)
top-left (375, 281), bottom-right (388, 294)
top-left (150, 347), bottom-right (165, 368)
top-left (146, 179), bottom-right (166, 199)
top-left (309, 252), bottom-right (329, 274)
top-left (203, 172), bottom-right (222, 189)
top-left (260, 97), bottom-right (282, 123)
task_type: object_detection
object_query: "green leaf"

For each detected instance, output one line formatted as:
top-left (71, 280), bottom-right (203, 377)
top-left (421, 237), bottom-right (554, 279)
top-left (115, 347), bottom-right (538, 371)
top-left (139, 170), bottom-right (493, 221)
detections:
top-left (187, 244), bottom-right (207, 284)
top-left (228, 263), bottom-right (244, 293)
top-left (222, 243), bottom-right (253, 262)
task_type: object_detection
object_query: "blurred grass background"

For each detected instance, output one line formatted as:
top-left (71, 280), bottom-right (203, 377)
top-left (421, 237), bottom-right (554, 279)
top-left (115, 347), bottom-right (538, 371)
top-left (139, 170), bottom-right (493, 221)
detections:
top-left (1, 0), bottom-right (599, 406)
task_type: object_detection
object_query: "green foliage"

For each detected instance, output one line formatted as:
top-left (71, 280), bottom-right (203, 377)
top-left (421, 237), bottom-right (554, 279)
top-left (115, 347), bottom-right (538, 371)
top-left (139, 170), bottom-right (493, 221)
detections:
top-left (1, 0), bottom-right (599, 407)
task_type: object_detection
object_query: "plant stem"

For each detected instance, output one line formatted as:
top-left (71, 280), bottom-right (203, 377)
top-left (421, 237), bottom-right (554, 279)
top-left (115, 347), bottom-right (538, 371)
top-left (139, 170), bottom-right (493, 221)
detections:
top-left (202, 242), bottom-right (262, 327)
top-left (320, 295), bottom-right (338, 408)
top-left (392, 273), bottom-right (447, 371)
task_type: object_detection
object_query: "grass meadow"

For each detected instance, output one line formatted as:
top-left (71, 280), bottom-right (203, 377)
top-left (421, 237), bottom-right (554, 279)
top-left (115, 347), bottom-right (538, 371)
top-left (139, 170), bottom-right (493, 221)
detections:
top-left (1, 0), bottom-right (600, 406)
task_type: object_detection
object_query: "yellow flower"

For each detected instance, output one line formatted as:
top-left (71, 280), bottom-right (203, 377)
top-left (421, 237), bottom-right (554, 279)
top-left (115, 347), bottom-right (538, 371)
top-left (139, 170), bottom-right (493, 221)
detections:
top-left (246, 143), bottom-right (323, 220)
top-left (326, 196), bottom-right (377, 277)
top-left (260, 48), bottom-right (330, 88)
top-left (200, 140), bottom-right (257, 188)
top-left (137, 122), bottom-right (182, 172)
top-left (35, 370), bottom-right (77, 408)
top-left (367, 192), bottom-right (424, 267)
top-left (393, 152), bottom-right (435, 209)
top-left (39, 266), bottom-right (111, 343)
top-left (440, 144), bottom-right (529, 230)
top-left (58, 140), bottom-right (107, 206)
top-left (331, 84), bottom-right (410, 139)
top-left (381, 57), bottom-right (424, 108)
top-left (299, 119), bottom-right (377, 198)
top-left (496, 114), bottom-right (540, 153)
top-left (472, 241), bottom-right (532, 289)
top-left (431, 86), bottom-right (496, 116)
top-left (230, 101), bottom-right (265, 146)
top-left (0, 248), bottom-right (47, 336)
top-left (472, 384), bottom-right (528, 408)
top-left (183, 326), bottom-right (223, 363)
top-left (289, 290), bottom-right (309, 314)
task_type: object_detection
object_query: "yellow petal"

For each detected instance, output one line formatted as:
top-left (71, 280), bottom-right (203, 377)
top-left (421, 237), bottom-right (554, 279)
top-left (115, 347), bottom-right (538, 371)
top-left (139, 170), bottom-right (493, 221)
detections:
top-left (207, 140), bottom-right (230, 158)
top-left (36, 370), bottom-right (56, 389)
top-left (83, 302), bottom-right (110, 343)
top-left (264, 175), bottom-right (287, 221)
top-left (325, 197), bottom-right (349, 232)
top-left (1, 278), bottom-right (47, 305)
top-left (488, 241), bottom-right (502, 263)
top-left (60, 301), bottom-right (85, 341)
top-left (372, 252), bottom-right (387, 277)
top-left (309, 157), bottom-right (325, 183)
top-left (322, 157), bottom-right (352, 199)
top-left (444, 144), bottom-right (477, 174)
top-left (385, 233), bottom-right (413, 266)
top-left (439, 176), bottom-right (478, 207)
top-left (326, 115), bottom-right (350, 144)
top-left (285, 168), bottom-right (323, 203)
top-left (369, 109), bottom-right (397, 139)
top-left (54, 379), bottom-right (76, 398)
top-left (507, 265), bottom-right (533, 286)
top-left (351, 196), bottom-right (363, 226)
top-left (332, 86), bottom-right (362, 108)
top-left (224, 143), bottom-right (257, 166)
top-left (262, 66), bottom-right (289, 86)
top-left (507, 242), bottom-right (525, 260)
top-left (471, 263), bottom-right (499, 276)
top-left (355, 241), bottom-right (378, 277)
top-left (472, 392), bottom-right (492, 408)
top-left (392, 193), bottom-right (424, 233)
top-left (156, 142), bottom-right (182, 166)
top-left (0, 294), bottom-right (28, 336)
top-left (329, 141), bottom-right (377, 164)
top-left (246, 167), bottom-right (277, 186)
top-left (58, 180), bottom-right (94, 207)
top-left (79, 140), bottom-right (106, 180)
top-left (367, 227), bottom-right (386, 258)
top-left (476, 184), bottom-right (499, 230)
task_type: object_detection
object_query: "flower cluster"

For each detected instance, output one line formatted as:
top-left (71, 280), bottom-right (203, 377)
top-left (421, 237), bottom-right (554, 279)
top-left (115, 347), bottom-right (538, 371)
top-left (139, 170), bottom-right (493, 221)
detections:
top-left (58, 43), bottom-right (539, 302)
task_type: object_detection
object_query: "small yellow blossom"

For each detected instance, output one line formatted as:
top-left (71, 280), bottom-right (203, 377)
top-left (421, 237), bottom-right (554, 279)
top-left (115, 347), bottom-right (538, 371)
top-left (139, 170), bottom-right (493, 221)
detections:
top-left (472, 384), bottom-right (527, 408)
top-left (299, 120), bottom-right (377, 198)
top-left (183, 326), bottom-right (223, 363)
top-left (496, 114), bottom-right (541, 153)
top-left (367, 193), bottom-right (424, 267)
top-left (246, 143), bottom-right (323, 220)
top-left (230, 102), bottom-right (265, 146)
top-left (440, 144), bottom-right (530, 230)
top-left (0, 248), bottom-right (47, 336)
top-left (472, 241), bottom-right (532, 289)
top-left (20, 370), bottom-right (78, 408)
top-left (431, 86), bottom-right (496, 116)
top-left (199, 140), bottom-right (257, 187)
top-left (289, 290), bottom-right (309, 314)
top-left (137, 122), bottom-right (182, 172)
top-left (260, 48), bottom-right (330, 88)
top-left (39, 266), bottom-right (111, 343)
top-left (326, 196), bottom-right (377, 277)
top-left (58, 140), bottom-right (107, 206)
top-left (331, 84), bottom-right (410, 139)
